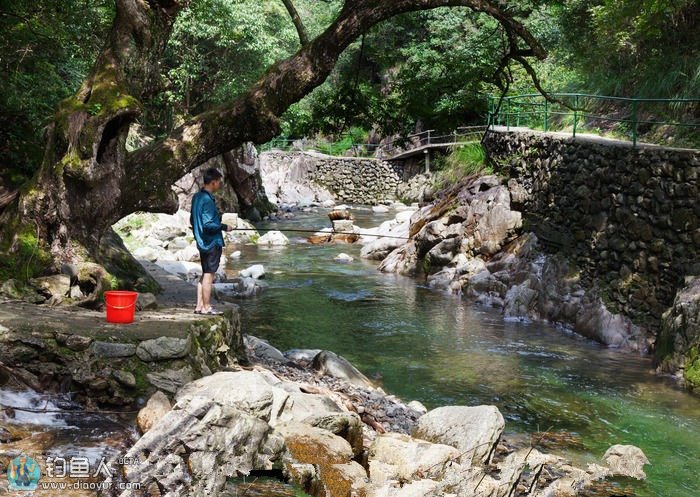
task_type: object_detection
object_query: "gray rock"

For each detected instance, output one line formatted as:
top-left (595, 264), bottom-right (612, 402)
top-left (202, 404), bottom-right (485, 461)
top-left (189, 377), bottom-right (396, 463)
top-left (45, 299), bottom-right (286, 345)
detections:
top-left (136, 292), bottom-right (158, 311)
top-left (244, 335), bottom-right (286, 363)
top-left (65, 334), bottom-right (92, 351)
top-left (369, 432), bottom-right (460, 482)
top-left (413, 405), bottom-right (505, 465)
top-left (575, 299), bottom-right (646, 350)
top-left (658, 276), bottom-right (700, 387)
top-left (133, 246), bottom-right (166, 262)
top-left (166, 237), bottom-right (190, 251)
top-left (283, 348), bottom-right (323, 366)
top-left (91, 341), bottom-right (137, 358)
top-left (113, 369), bottom-right (137, 388)
top-left (136, 336), bottom-right (191, 361)
top-left (30, 274), bottom-right (70, 299)
top-left (146, 366), bottom-right (194, 393)
top-left (407, 400), bottom-right (428, 415)
top-left (214, 277), bottom-right (262, 300)
top-left (221, 212), bottom-right (239, 228)
top-left (257, 230), bottom-right (289, 246)
top-left (154, 260), bottom-right (203, 282)
top-left (152, 224), bottom-right (186, 242)
top-left (240, 264), bottom-right (265, 279)
top-left (174, 245), bottom-right (199, 262)
top-left (603, 444), bottom-right (650, 479)
top-left (312, 350), bottom-right (374, 389)
top-left (334, 253), bottom-right (354, 263)
top-left (503, 280), bottom-right (538, 318)
top-left (332, 219), bottom-right (355, 232)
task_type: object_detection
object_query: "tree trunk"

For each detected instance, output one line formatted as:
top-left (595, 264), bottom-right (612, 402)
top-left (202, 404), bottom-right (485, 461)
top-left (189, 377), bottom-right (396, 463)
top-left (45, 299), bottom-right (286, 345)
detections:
top-left (1, 0), bottom-right (184, 287)
top-left (1, 0), bottom-right (543, 289)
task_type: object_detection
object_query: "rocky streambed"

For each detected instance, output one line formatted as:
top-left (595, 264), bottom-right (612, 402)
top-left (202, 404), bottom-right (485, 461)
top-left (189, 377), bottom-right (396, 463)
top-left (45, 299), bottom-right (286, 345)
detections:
top-left (2, 185), bottom-right (698, 497)
top-left (104, 331), bottom-right (649, 497)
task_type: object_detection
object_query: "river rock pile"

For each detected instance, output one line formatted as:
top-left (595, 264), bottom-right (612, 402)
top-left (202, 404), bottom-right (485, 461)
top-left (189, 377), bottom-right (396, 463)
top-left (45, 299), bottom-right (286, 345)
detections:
top-left (369, 175), bottom-right (652, 352)
top-left (111, 336), bottom-right (650, 497)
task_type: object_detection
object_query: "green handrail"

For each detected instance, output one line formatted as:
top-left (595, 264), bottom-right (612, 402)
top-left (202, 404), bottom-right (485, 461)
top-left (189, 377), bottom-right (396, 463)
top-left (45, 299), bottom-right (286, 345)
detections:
top-left (486, 92), bottom-right (700, 148)
top-left (260, 127), bottom-right (486, 157)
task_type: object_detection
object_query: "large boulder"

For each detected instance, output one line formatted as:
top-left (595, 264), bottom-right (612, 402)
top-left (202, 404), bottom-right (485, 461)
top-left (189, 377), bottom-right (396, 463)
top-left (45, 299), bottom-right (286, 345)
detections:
top-left (260, 152), bottom-right (335, 205)
top-left (112, 370), bottom-right (367, 495)
top-left (657, 276), bottom-right (700, 389)
top-left (603, 444), bottom-right (650, 480)
top-left (278, 421), bottom-right (369, 497)
top-left (412, 405), bottom-right (504, 465)
top-left (360, 217), bottom-right (410, 261)
top-left (368, 432), bottom-right (460, 483)
top-left (258, 230), bottom-right (289, 246)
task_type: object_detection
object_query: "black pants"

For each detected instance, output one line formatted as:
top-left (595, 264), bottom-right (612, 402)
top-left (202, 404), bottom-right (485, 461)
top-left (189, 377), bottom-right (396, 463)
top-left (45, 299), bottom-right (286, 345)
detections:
top-left (199, 245), bottom-right (222, 274)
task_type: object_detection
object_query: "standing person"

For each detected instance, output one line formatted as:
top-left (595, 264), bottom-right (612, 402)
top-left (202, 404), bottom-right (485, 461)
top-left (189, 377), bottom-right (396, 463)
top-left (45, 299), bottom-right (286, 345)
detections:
top-left (191, 168), bottom-right (233, 315)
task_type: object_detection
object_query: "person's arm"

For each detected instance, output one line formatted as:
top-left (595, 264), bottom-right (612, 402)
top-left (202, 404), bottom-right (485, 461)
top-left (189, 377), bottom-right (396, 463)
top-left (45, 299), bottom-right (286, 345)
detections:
top-left (201, 199), bottom-right (228, 234)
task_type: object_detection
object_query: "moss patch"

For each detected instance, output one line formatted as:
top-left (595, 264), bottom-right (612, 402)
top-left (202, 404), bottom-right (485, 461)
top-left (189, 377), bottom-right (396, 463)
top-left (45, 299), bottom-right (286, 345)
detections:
top-left (684, 347), bottom-right (700, 390)
top-left (0, 223), bottom-right (52, 282)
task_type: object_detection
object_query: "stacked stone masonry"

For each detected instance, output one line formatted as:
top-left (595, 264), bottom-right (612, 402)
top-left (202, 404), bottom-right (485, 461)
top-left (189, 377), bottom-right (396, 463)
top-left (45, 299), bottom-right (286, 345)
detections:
top-left (262, 151), bottom-right (404, 204)
top-left (483, 130), bottom-right (700, 332)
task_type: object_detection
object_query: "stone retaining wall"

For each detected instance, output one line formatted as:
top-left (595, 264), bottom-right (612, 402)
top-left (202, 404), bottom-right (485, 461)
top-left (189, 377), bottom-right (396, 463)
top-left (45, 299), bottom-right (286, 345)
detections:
top-left (260, 151), bottom-right (404, 204)
top-left (483, 130), bottom-right (700, 335)
top-left (0, 305), bottom-right (245, 406)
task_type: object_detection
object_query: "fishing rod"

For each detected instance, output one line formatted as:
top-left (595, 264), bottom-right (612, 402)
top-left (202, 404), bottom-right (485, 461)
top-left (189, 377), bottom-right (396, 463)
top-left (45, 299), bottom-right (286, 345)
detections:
top-left (229, 227), bottom-right (413, 241)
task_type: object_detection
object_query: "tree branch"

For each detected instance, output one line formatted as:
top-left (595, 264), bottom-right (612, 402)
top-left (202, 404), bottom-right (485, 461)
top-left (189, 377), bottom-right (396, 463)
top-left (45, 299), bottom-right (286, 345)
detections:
top-left (280, 0), bottom-right (309, 46)
top-left (122, 0), bottom-right (545, 214)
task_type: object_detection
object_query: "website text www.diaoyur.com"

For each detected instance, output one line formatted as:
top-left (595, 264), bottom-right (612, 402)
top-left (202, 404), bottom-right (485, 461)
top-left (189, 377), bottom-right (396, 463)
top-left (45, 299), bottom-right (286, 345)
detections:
top-left (37, 481), bottom-right (142, 491)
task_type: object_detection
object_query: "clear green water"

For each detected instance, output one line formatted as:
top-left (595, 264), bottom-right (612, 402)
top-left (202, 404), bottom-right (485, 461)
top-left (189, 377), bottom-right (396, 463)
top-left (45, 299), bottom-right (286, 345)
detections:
top-left (228, 209), bottom-right (700, 497)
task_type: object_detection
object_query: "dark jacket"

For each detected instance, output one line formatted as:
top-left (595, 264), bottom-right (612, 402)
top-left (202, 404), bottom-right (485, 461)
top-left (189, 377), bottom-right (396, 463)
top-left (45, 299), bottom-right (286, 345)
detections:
top-left (190, 189), bottom-right (228, 252)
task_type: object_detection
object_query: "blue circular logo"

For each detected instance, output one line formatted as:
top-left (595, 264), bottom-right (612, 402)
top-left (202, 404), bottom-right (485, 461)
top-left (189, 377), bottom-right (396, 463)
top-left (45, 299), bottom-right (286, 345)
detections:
top-left (6, 454), bottom-right (41, 491)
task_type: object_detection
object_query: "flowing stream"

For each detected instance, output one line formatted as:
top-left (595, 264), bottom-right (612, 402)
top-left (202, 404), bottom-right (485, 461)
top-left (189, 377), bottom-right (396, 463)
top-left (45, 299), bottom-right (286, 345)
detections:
top-left (228, 207), bottom-right (700, 497)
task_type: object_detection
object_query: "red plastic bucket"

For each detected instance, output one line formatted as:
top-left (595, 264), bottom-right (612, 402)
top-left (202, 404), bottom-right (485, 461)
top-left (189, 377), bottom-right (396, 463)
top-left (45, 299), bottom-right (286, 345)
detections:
top-left (104, 291), bottom-right (139, 324)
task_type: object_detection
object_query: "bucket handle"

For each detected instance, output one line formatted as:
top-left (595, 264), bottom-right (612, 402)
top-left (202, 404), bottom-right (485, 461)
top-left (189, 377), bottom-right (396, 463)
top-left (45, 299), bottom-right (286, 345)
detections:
top-left (106, 303), bottom-right (136, 310)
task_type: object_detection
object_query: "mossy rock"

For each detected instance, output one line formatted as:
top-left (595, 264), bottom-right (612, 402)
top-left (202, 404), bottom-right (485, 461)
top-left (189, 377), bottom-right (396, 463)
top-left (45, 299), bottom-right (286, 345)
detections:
top-left (684, 348), bottom-right (700, 390)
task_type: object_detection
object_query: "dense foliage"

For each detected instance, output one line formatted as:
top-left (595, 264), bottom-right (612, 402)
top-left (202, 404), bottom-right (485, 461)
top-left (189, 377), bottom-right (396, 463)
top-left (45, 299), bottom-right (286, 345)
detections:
top-left (1, 0), bottom-right (698, 182)
top-left (0, 0), bottom-right (113, 186)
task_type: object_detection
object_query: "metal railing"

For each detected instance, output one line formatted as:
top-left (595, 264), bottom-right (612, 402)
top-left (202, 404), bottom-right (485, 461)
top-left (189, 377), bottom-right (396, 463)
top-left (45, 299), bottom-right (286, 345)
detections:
top-left (260, 126), bottom-right (486, 158)
top-left (487, 93), bottom-right (700, 147)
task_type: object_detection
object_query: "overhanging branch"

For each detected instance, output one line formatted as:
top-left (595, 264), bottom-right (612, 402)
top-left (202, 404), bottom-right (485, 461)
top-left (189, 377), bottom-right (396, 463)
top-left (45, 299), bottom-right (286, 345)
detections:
top-left (123, 0), bottom-right (545, 214)
top-left (280, 0), bottom-right (309, 46)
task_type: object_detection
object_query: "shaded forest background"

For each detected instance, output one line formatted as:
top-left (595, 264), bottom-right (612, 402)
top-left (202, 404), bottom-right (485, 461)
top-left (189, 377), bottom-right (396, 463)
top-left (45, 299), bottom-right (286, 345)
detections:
top-left (1, 0), bottom-right (698, 189)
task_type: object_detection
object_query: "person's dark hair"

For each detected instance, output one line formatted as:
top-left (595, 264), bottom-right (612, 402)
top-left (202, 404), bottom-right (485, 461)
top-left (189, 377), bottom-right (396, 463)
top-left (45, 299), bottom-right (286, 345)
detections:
top-left (203, 168), bottom-right (223, 185)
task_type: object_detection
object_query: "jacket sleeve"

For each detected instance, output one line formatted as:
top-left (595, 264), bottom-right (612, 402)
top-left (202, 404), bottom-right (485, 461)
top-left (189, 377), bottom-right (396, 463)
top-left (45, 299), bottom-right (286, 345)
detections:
top-left (201, 200), bottom-right (227, 234)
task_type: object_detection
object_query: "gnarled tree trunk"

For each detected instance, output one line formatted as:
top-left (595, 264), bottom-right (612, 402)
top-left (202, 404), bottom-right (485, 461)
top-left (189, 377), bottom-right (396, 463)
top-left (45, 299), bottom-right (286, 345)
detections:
top-left (0, 0), bottom-right (544, 290)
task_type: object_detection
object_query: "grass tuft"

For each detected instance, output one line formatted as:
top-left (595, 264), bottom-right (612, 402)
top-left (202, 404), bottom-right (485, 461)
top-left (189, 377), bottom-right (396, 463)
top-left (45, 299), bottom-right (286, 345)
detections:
top-left (436, 142), bottom-right (492, 187)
